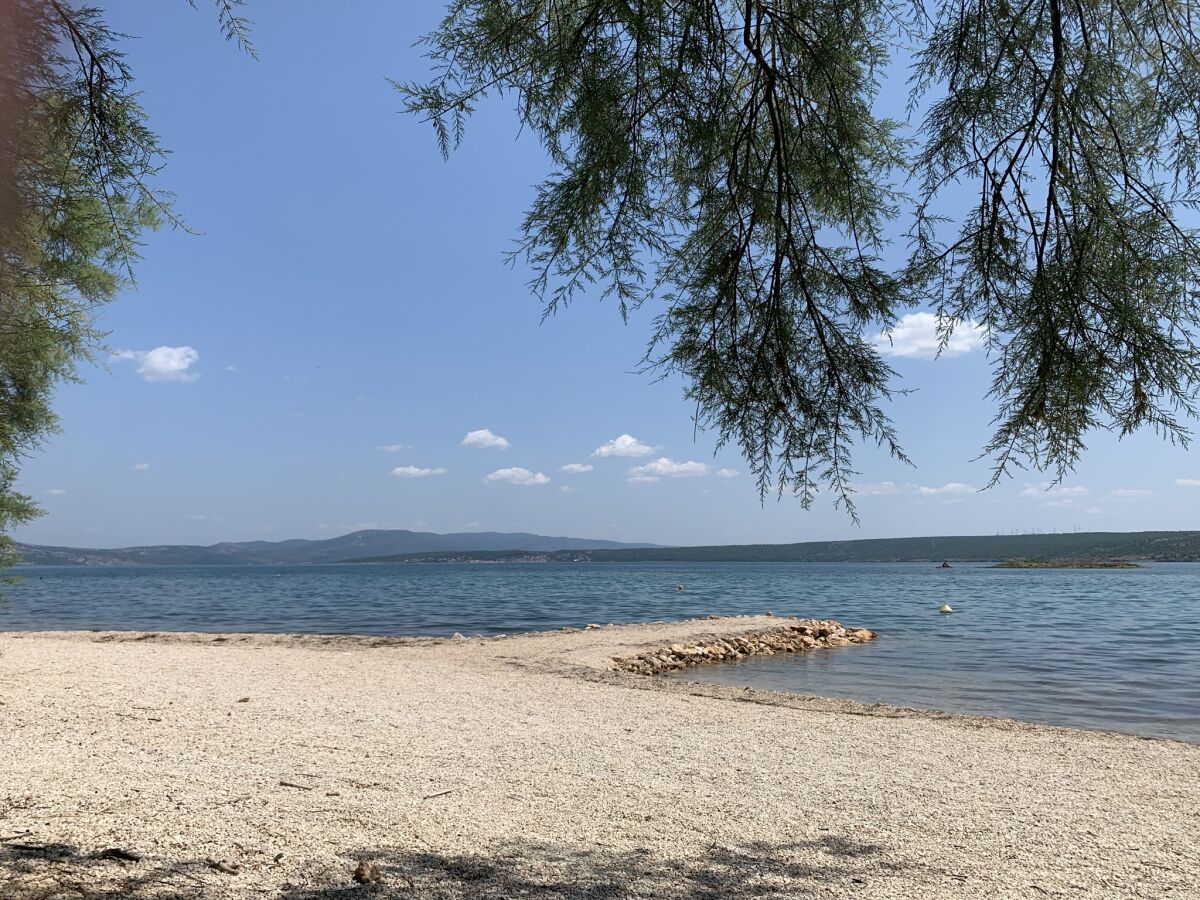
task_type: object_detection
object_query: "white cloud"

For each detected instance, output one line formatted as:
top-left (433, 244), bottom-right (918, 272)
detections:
top-left (560, 485), bottom-right (577, 493)
top-left (114, 346), bottom-right (201, 382)
top-left (627, 475), bottom-right (660, 484)
top-left (592, 434), bottom-right (657, 458)
top-left (485, 467), bottom-right (549, 486)
top-left (871, 312), bottom-right (985, 360)
top-left (627, 458), bottom-right (710, 479)
top-left (183, 513), bottom-right (207, 521)
top-left (1019, 482), bottom-right (1088, 499)
top-left (559, 463), bottom-right (594, 474)
top-left (716, 468), bottom-right (739, 478)
top-left (1176, 478), bottom-right (1200, 488)
top-left (224, 365), bottom-right (237, 373)
top-left (1109, 488), bottom-right (1152, 500)
top-left (915, 482), bottom-right (976, 496)
top-left (852, 480), bottom-right (899, 495)
top-left (46, 488), bottom-right (67, 496)
top-left (462, 429), bottom-right (510, 449)
top-left (391, 466), bottom-right (447, 478)
top-left (133, 462), bottom-right (150, 471)
top-left (378, 443), bottom-right (411, 453)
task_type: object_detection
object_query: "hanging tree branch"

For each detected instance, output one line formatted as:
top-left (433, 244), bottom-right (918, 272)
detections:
top-left (402, 0), bottom-right (1200, 509)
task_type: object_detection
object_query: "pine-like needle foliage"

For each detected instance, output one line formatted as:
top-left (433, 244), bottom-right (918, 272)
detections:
top-left (1, 1), bottom-right (169, 573)
top-left (401, 0), bottom-right (1200, 514)
top-left (910, 0), bottom-right (1200, 485)
top-left (0, 1), bottom-right (252, 574)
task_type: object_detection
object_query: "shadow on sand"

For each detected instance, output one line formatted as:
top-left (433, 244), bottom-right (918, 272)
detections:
top-left (3, 834), bottom-right (901, 898)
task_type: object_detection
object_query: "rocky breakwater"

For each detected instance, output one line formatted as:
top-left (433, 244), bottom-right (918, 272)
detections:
top-left (612, 619), bottom-right (875, 676)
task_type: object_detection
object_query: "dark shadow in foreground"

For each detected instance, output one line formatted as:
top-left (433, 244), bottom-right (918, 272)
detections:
top-left (2, 834), bottom-right (902, 899)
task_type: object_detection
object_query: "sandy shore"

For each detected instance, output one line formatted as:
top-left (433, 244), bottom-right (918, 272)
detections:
top-left (2, 616), bottom-right (1197, 899)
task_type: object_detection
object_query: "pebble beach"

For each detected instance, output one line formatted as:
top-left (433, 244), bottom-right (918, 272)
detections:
top-left (2, 616), bottom-right (1197, 899)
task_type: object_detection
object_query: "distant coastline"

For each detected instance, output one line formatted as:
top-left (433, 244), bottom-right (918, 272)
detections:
top-left (343, 530), bottom-right (1200, 565)
top-left (990, 559), bottom-right (1145, 569)
top-left (16, 528), bottom-right (1200, 566)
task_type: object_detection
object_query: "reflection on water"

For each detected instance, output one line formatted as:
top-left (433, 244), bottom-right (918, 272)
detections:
top-left (4, 561), bottom-right (1199, 742)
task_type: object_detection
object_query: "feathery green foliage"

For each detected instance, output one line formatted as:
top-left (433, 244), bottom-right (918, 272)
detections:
top-left (400, 0), bottom-right (1200, 517)
top-left (1, 1), bottom-right (169, 573)
top-left (0, 1), bottom-right (251, 575)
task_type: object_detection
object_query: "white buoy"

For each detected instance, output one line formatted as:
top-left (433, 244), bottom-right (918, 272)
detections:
top-left (939, 603), bottom-right (954, 614)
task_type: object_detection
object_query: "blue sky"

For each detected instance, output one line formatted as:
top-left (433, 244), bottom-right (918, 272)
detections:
top-left (13, 1), bottom-right (1200, 548)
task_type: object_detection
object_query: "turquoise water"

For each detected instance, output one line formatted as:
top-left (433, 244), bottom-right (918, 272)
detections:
top-left (3, 561), bottom-right (1199, 742)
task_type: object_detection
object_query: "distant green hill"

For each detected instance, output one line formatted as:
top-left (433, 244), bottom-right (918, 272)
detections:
top-left (345, 531), bottom-right (1200, 564)
top-left (14, 529), bottom-right (657, 566)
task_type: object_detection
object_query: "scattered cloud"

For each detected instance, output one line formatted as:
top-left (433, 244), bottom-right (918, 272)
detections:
top-left (224, 365), bottom-right (237, 373)
top-left (391, 466), bottom-right (447, 478)
top-left (46, 488), bottom-right (67, 496)
top-left (1109, 488), bottom-right (1152, 500)
top-left (378, 443), bottom-right (411, 453)
top-left (871, 312), bottom-right (985, 360)
top-left (113, 346), bottom-right (200, 382)
top-left (462, 429), bottom-right (510, 449)
top-left (851, 480), bottom-right (899, 495)
top-left (559, 463), bottom-right (594, 474)
top-left (915, 482), bottom-right (976, 496)
top-left (627, 475), bottom-right (660, 485)
top-left (133, 462), bottom-right (150, 471)
top-left (183, 513), bottom-right (208, 521)
top-left (485, 467), bottom-right (549, 486)
top-left (627, 458), bottom-right (710, 480)
top-left (1176, 478), bottom-right (1200, 488)
top-left (592, 434), bottom-right (657, 458)
top-left (716, 468), bottom-right (739, 478)
top-left (560, 485), bottom-right (577, 493)
top-left (1018, 483), bottom-right (1088, 506)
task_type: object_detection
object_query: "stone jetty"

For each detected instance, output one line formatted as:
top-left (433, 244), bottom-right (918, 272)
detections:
top-left (612, 619), bottom-right (875, 675)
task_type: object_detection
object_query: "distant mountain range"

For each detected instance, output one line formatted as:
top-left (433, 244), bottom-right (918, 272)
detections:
top-left (16, 529), bottom-right (1200, 566)
top-left (348, 530), bottom-right (1200, 564)
top-left (13, 529), bottom-right (659, 567)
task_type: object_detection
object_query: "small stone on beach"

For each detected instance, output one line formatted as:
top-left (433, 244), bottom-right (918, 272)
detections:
top-left (353, 860), bottom-right (382, 884)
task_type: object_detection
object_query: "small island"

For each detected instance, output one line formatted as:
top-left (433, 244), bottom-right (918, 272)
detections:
top-left (991, 559), bottom-right (1144, 569)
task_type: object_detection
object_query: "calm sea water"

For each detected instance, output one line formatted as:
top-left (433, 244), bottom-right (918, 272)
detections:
top-left (3, 561), bottom-right (1199, 742)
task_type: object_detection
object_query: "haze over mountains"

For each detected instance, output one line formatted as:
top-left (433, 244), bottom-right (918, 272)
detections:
top-left (15, 529), bottom-right (1200, 566)
top-left (15, 529), bottom-right (658, 567)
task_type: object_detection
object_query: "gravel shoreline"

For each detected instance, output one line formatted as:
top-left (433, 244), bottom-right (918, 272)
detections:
top-left (2, 616), bottom-right (1197, 898)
